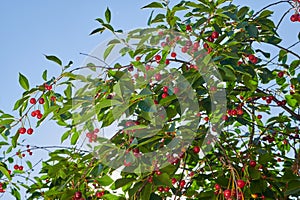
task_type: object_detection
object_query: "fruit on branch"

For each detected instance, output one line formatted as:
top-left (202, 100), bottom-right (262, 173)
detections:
top-left (237, 179), bottom-right (246, 188)
top-left (249, 160), bottom-right (257, 167)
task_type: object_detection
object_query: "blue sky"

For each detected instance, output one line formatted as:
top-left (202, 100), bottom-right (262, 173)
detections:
top-left (0, 0), bottom-right (299, 199)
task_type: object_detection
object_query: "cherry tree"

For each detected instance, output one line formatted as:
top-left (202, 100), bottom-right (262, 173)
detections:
top-left (0, 0), bottom-right (300, 199)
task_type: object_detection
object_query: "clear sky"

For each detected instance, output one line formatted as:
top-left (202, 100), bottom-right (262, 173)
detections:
top-left (0, 0), bottom-right (299, 199)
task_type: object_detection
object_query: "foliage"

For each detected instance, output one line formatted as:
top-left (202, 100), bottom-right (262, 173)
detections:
top-left (0, 0), bottom-right (300, 200)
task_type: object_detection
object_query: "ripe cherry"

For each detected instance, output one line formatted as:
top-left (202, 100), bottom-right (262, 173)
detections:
top-left (19, 127), bottom-right (26, 134)
top-left (215, 183), bottom-right (221, 190)
top-left (193, 146), bottom-right (200, 154)
top-left (27, 128), bottom-right (34, 135)
top-left (155, 73), bottom-right (162, 81)
top-left (257, 115), bottom-right (262, 119)
top-left (162, 93), bottom-right (168, 99)
top-left (179, 180), bottom-right (186, 187)
top-left (14, 164), bottom-right (19, 170)
top-left (237, 179), bottom-right (246, 188)
top-left (207, 36), bottom-right (214, 42)
top-left (123, 160), bottom-right (131, 167)
top-left (29, 98), bottom-right (36, 104)
top-left (249, 160), bottom-right (257, 167)
top-left (38, 98), bottom-right (45, 104)
top-left (37, 113), bottom-right (43, 119)
top-left (211, 31), bottom-right (219, 39)
top-left (223, 189), bottom-right (231, 198)
top-left (171, 178), bottom-right (177, 184)
top-left (74, 191), bottom-right (82, 199)
top-left (186, 25), bottom-right (192, 32)
top-left (158, 186), bottom-right (164, 192)
top-left (173, 87), bottom-right (179, 94)
top-left (135, 56), bottom-right (141, 61)
top-left (31, 110), bottom-right (37, 117)
top-left (155, 54), bottom-right (161, 62)
top-left (163, 86), bottom-right (168, 93)
top-left (181, 46), bottom-right (188, 53)
top-left (278, 71), bottom-right (284, 78)
top-left (290, 14), bottom-right (299, 22)
top-left (164, 186), bottom-right (170, 192)
top-left (18, 165), bottom-right (23, 171)
top-left (171, 52), bottom-right (177, 58)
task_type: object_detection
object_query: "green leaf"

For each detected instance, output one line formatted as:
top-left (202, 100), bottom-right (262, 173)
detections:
top-left (98, 175), bottom-right (114, 186)
top-left (0, 165), bottom-right (11, 180)
top-left (90, 27), bottom-right (105, 35)
top-left (18, 73), bottom-right (30, 91)
top-left (45, 55), bottom-right (62, 66)
top-left (285, 180), bottom-right (300, 196)
top-left (142, 2), bottom-right (163, 9)
top-left (246, 24), bottom-right (258, 38)
top-left (12, 132), bottom-right (20, 148)
top-left (61, 130), bottom-right (72, 143)
top-left (71, 131), bottom-right (79, 145)
top-left (105, 7), bottom-right (111, 23)
top-left (111, 178), bottom-right (136, 190)
top-left (104, 44), bottom-right (115, 60)
top-left (26, 160), bottom-right (32, 169)
top-left (147, 10), bottom-right (154, 26)
top-left (153, 173), bottom-right (172, 187)
top-left (141, 183), bottom-right (152, 200)
top-left (42, 70), bottom-right (48, 81)
top-left (258, 10), bottom-right (273, 18)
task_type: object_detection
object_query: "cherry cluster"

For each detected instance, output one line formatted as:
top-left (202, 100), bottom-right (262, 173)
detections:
top-left (86, 128), bottom-right (99, 143)
top-left (291, 0), bottom-right (300, 22)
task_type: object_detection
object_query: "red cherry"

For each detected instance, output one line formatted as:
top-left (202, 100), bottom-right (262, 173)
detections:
top-left (171, 178), bottom-right (177, 184)
top-left (31, 111), bottom-right (37, 117)
top-left (163, 86), bottom-right (168, 93)
top-left (181, 46), bottom-right (188, 53)
top-left (249, 160), bottom-right (257, 167)
top-left (123, 160), bottom-right (131, 167)
top-left (18, 165), bottom-right (23, 171)
top-left (14, 164), bottom-right (19, 170)
top-left (37, 113), bottom-right (43, 119)
top-left (155, 54), bottom-right (161, 62)
top-left (95, 191), bottom-right (103, 198)
top-left (19, 127), bottom-right (26, 134)
top-left (248, 54), bottom-right (256, 61)
top-left (162, 93), bottom-right (168, 99)
top-left (27, 128), bottom-right (34, 135)
top-left (38, 98), bottom-right (45, 104)
top-left (193, 146), bottom-right (200, 154)
top-left (164, 186), bottom-right (170, 192)
top-left (50, 96), bottom-right (56, 102)
top-left (223, 189), bottom-right (231, 198)
top-left (207, 36), bottom-right (214, 42)
top-left (165, 59), bottom-right (170, 65)
top-left (179, 180), bottom-right (186, 187)
top-left (158, 186), bottom-right (164, 192)
top-left (278, 71), bottom-right (284, 78)
top-left (211, 31), bottom-right (219, 39)
top-left (215, 184), bottom-right (221, 190)
top-left (257, 115), bottom-right (262, 119)
top-left (135, 56), bottom-right (141, 61)
top-left (222, 115), bottom-right (229, 121)
top-left (29, 98), bottom-right (36, 104)
top-left (148, 176), bottom-right (153, 183)
top-left (237, 109), bottom-right (243, 115)
top-left (186, 25), bottom-right (192, 32)
top-left (74, 191), bottom-right (82, 199)
top-left (203, 43), bottom-right (209, 49)
top-left (173, 87), bottom-right (179, 94)
top-left (237, 179), bottom-right (246, 188)
top-left (290, 14), bottom-right (299, 22)
top-left (171, 52), bottom-right (177, 58)
top-left (156, 171), bottom-right (162, 175)
top-left (155, 73), bottom-right (162, 81)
